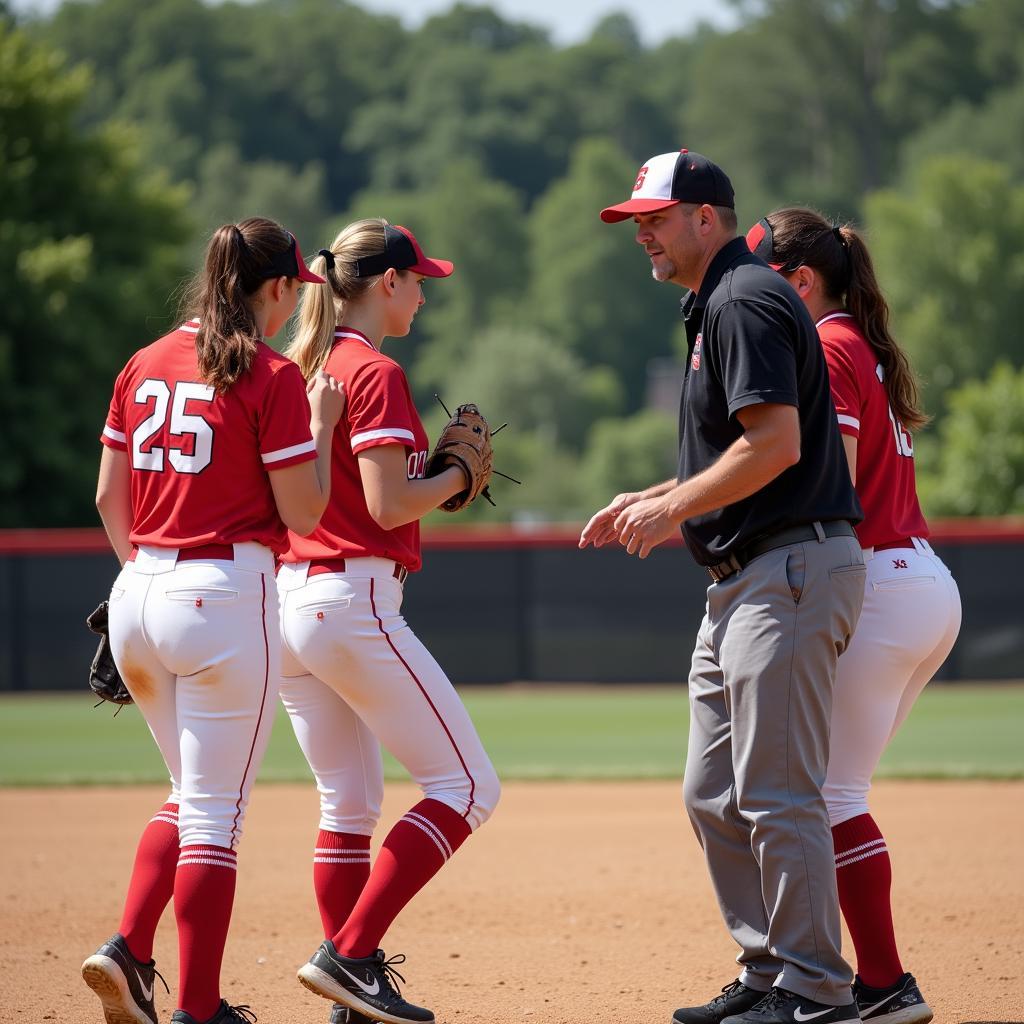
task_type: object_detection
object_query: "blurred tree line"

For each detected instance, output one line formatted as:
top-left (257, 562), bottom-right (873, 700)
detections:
top-left (2, 0), bottom-right (1023, 526)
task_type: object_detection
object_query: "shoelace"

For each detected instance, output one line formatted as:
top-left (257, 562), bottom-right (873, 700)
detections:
top-left (750, 989), bottom-right (789, 1016)
top-left (372, 952), bottom-right (409, 999)
top-left (224, 1005), bottom-right (257, 1023)
top-left (151, 966), bottom-right (170, 997)
top-left (711, 981), bottom-right (746, 1007)
top-left (134, 958), bottom-right (169, 998)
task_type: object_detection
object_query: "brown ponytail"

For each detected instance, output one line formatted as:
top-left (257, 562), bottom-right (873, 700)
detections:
top-left (179, 217), bottom-right (296, 393)
top-left (764, 208), bottom-right (928, 432)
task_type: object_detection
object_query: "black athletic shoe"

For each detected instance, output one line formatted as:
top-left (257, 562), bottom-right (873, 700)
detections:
top-left (331, 1004), bottom-right (376, 1024)
top-left (721, 987), bottom-right (859, 1024)
top-left (170, 1001), bottom-right (257, 1024)
top-left (81, 933), bottom-right (168, 1024)
top-left (297, 941), bottom-right (435, 1024)
top-left (331, 1005), bottom-right (347, 1024)
top-left (853, 973), bottom-right (933, 1024)
top-left (673, 980), bottom-right (769, 1024)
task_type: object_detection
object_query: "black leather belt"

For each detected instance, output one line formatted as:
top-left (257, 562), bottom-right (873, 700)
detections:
top-left (706, 520), bottom-right (856, 583)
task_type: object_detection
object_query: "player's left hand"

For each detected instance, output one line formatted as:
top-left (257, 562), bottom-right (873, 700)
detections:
top-left (613, 496), bottom-right (680, 559)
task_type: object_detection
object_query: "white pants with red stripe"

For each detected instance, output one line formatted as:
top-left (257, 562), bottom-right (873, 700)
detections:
top-left (277, 559), bottom-right (499, 834)
top-left (823, 538), bottom-right (962, 826)
top-left (106, 543), bottom-right (279, 850)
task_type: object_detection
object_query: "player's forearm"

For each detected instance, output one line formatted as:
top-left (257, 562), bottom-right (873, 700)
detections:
top-left (96, 448), bottom-right (133, 564)
top-left (641, 478), bottom-right (678, 500)
top-left (664, 432), bottom-right (798, 525)
top-left (375, 467), bottom-right (465, 530)
top-left (97, 498), bottom-right (133, 565)
top-left (308, 418), bottom-right (335, 515)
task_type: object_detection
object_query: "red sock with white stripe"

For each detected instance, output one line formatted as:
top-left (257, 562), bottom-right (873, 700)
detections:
top-left (314, 830), bottom-right (372, 938)
top-left (832, 813), bottom-right (903, 988)
top-left (174, 844), bottom-right (238, 1022)
top-left (333, 799), bottom-right (471, 958)
top-left (118, 802), bottom-right (179, 962)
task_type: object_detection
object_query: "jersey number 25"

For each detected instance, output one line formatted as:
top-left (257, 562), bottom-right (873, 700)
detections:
top-left (132, 379), bottom-right (214, 474)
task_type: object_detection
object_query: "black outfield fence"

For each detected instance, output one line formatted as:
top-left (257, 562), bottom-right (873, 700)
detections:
top-left (1, 523), bottom-right (1022, 690)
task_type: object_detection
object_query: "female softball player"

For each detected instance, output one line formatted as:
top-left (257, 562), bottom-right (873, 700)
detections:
top-left (747, 209), bottom-right (962, 1024)
top-left (83, 217), bottom-right (345, 1024)
top-left (276, 218), bottom-right (500, 1024)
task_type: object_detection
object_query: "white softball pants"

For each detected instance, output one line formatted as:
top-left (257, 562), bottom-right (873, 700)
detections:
top-left (106, 543), bottom-right (279, 849)
top-left (277, 559), bottom-right (499, 835)
top-left (823, 538), bottom-right (962, 826)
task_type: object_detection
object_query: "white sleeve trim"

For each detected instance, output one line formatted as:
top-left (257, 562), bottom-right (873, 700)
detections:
top-left (103, 425), bottom-right (127, 443)
top-left (351, 427), bottom-right (415, 448)
top-left (836, 414), bottom-right (860, 430)
top-left (262, 439), bottom-right (316, 464)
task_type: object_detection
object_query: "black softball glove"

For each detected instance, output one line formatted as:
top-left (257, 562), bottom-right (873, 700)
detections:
top-left (86, 601), bottom-right (133, 707)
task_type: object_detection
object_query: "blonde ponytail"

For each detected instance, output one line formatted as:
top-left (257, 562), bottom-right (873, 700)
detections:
top-left (286, 218), bottom-right (391, 379)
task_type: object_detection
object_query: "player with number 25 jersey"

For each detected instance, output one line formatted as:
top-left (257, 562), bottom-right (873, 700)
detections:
top-left (104, 318), bottom-right (316, 551)
top-left (83, 218), bottom-right (344, 1024)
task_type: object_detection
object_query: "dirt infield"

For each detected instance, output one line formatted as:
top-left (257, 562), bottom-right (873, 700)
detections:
top-left (3, 780), bottom-right (1022, 1024)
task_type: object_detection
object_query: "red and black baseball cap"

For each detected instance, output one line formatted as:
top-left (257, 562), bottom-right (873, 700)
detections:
top-left (353, 225), bottom-right (454, 278)
top-left (257, 231), bottom-right (325, 284)
top-left (600, 149), bottom-right (735, 223)
top-left (745, 217), bottom-right (791, 271)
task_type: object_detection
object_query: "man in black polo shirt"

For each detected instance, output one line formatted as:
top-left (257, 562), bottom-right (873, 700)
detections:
top-left (581, 150), bottom-right (866, 1024)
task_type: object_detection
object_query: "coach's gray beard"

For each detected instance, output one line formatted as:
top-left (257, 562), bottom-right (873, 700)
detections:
top-left (651, 258), bottom-right (677, 283)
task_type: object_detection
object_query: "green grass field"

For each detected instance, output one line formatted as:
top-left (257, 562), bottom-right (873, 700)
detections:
top-left (0, 684), bottom-right (1021, 785)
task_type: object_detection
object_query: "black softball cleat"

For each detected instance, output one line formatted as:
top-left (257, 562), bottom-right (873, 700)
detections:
top-left (853, 973), bottom-right (933, 1024)
top-left (721, 987), bottom-right (859, 1024)
top-left (298, 940), bottom-right (434, 1024)
top-left (331, 1003), bottom-right (376, 1023)
top-left (170, 1000), bottom-right (257, 1023)
top-left (81, 933), bottom-right (168, 1024)
top-left (673, 980), bottom-right (770, 1024)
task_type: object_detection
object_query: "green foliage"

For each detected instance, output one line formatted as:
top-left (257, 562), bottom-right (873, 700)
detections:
top-left (865, 156), bottom-right (1024, 405)
top-left (916, 364), bottom-right (1024, 516)
top-left (10, 0), bottom-right (1024, 524)
top-left (526, 138), bottom-right (682, 405)
top-left (0, 24), bottom-right (190, 526)
top-left (347, 158), bottom-right (529, 393)
top-left (190, 144), bottom-right (330, 261)
top-left (579, 409), bottom-right (679, 508)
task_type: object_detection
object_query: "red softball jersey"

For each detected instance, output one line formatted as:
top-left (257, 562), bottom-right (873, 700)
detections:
top-left (282, 328), bottom-right (429, 573)
top-left (817, 311), bottom-right (928, 549)
top-left (100, 319), bottom-right (317, 554)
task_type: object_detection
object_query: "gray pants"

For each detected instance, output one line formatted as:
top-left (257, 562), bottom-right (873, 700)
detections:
top-left (683, 532), bottom-right (865, 1005)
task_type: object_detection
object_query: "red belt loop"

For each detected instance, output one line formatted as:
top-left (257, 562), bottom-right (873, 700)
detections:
top-left (874, 538), bottom-right (914, 552)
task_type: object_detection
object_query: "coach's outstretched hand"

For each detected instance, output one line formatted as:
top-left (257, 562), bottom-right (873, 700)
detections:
top-left (579, 492), bottom-right (642, 549)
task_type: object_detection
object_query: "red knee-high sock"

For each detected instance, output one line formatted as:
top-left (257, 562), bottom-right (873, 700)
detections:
top-left (333, 799), bottom-right (471, 958)
top-left (314, 830), bottom-right (372, 938)
top-left (832, 814), bottom-right (904, 988)
top-left (174, 845), bottom-right (238, 1022)
top-left (118, 802), bottom-right (179, 962)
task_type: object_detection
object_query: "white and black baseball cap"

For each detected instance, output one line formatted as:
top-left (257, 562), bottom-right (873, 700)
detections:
top-left (600, 148), bottom-right (735, 223)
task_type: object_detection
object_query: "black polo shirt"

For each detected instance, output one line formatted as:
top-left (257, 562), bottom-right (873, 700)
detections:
top-left (677, 237), bottom-right (861, 566)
